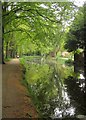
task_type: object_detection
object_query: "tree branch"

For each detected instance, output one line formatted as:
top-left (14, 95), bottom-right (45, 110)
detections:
top-left (4, 29), bottom-right (32, 38)
top-left (36, 10), bottom-right (61, 24)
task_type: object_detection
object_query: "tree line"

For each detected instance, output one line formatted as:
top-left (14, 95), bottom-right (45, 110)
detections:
top-left (2, 2), bottom-right (78, 63)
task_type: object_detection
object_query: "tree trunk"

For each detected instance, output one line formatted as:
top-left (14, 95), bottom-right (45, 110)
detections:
top-left (13, 50), bottom-right (15, 58)
top-left (74, 53), bottom-right (78, 73)
top-left (5, 42), bottom-right (9, 59)
top-left (2, 26), bottom-right (5, 64)
top-left (2, 2), bottom-right (8, 64)
top-left (0, 2), bottom-right (2, 64)
top-left (10, 50), bottom-right (13, 58)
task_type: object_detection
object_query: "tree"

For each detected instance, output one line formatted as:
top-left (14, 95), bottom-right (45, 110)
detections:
top-left (64, 4), bottom-right (86, 106)
top-left (64, 5), bottom-right (84, 52)
top-left (2, 2), bottom-right (76, 63)
top-left (64, 4), bottom-right (85, 72)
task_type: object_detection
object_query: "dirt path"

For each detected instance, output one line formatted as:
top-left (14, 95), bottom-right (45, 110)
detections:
top-left (2, 59), bottom-right (38, 118)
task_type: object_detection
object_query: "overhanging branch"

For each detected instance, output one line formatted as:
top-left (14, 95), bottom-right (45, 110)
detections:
top-left (36, 10), bottom-right (61, 24)
top-left (4, 29), bottom-right (32, 38)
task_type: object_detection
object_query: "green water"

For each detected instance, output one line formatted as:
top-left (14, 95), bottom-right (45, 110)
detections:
top-left (21, 57), bottom-right (86, 118)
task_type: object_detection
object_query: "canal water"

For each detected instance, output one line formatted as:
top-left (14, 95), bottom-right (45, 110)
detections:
top-left (23, 57), bottom-right (86, 119)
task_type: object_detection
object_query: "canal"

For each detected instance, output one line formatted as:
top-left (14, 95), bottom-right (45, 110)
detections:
top-left (21, 56), bottom-right (86, 119)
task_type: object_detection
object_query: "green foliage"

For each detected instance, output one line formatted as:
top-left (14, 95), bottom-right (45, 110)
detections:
top-left (20, 56), bottom-right (73, 117)
top-left (65, 58), bottom-right (73, 65)
top-left (64, 5), bottom-right (85, 52)
top-left (75, 48), bottom-right (83, 54)
top-left (4, 57), bottom-right (11, 62)
top-left (2, 2), bottom-right (77, 57)
top-left (64, 37), bottom-right (78, 52)
top-left (56, 56), bottom-right (66, 65)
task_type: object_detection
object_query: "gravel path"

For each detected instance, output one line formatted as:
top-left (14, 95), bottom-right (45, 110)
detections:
top-left (2, 59), bottom-right (38, 118)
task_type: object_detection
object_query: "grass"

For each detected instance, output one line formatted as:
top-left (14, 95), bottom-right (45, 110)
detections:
top-left (56, 52), bottom-right (74, 65)
top-left (56, 56), bottom-right (67, 64)
top-left (4, 58), bottom-right (11, 62)
top-left (19, 57), bottom-right (42, 117)
top-left (20, 55), bottom-right (42, 62)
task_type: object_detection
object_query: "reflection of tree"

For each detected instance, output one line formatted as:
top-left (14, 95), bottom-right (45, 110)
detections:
top-left (74, 52), bottom-right (84, 74)
top-left (25, 60), bottom-right (84, 118)
top-left (46, 63), bottom-right (76, 118)
top-left (26, 62), bottom-right (73, 117)
top-left (65, 76), bottom-right (86, 115)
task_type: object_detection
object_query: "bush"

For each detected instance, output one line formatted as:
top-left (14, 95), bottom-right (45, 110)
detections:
top-left (65, 59), bottom-right (73, 65)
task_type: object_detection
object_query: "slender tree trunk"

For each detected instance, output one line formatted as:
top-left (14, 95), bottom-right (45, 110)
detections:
top-left (0, 2), bottom-right (2, 64)
top-left (13, 50), bottom-right (15, 58)
top-left (2, 2), bottom-right (8, 64)
top-left (74, 52), bottom-right (78, 73)
top-left (5, 42), bottom-right (8, 59)
top-left (2, 26), bottom-right (5, 64)
top-left (10, 50), bottom-right (13, 58)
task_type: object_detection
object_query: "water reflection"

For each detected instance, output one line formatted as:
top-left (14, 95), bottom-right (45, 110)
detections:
top-left (54, 106), bottom-right (75, 118)
top-left (25, 58), bottom-right (86, 118)
top-left (65, 76), bottom-right (86, 115)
